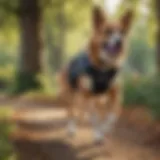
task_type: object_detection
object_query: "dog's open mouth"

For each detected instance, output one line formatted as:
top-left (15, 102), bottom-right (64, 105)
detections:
top-left (103, 43), bottom-right (122, 55)
top-left (107, 45), bottom-right (121, 54)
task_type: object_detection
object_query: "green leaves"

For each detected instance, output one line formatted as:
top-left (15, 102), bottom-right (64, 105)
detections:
top-left (0, 108), bottom-right (14, 160)
top-left (124, 76), bottom-right (160, 119)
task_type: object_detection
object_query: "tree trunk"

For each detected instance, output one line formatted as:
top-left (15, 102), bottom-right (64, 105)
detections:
top-left (14, 0), bottom-right (43, 93)
top-left (155, 0), bottom-right (160, 74)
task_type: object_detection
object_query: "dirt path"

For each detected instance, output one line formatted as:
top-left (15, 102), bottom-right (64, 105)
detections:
top-left (11, 107), bottom-right (160, 160)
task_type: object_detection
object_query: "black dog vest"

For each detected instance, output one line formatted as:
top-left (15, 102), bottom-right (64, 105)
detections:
top-left (68, 53), bottom-right (118, 94)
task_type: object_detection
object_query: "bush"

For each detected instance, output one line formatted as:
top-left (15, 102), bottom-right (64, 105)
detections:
top-left (124, 76), bottom-right (160, 119)
top-left (0, 108), bottom-right (15, 160)
top-left (0, 65), bottom-right (15, 92)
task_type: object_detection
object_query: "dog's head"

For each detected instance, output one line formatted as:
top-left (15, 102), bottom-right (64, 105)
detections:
top-left (89, 6), bottom-right (133, 68)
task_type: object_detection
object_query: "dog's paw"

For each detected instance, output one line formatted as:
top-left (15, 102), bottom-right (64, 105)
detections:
top-left (67, 120), bottom-right (77, 137)
top-left (93, 129), bottom-right (105, 145)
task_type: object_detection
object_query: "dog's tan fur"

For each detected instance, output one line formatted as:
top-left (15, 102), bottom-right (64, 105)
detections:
top-left (57, 6), bottom-right (133, 142)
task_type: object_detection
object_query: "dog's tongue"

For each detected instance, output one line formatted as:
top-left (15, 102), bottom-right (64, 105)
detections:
top-left (107, 45), bottom-right (118, 54)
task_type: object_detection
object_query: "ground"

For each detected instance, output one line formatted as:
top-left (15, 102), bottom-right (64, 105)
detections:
top-left (0, 95), bottom-right (160, 160)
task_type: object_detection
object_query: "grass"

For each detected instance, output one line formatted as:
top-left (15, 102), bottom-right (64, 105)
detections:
top-left (0, 107), bottom-right (15, 160)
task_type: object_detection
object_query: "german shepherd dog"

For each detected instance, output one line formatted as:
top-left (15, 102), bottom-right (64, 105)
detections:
top-left (58, 6), bottom-right (133, 143)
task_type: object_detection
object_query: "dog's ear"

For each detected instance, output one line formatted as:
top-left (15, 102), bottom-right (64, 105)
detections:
top-left (92, 6), bottom-right (106, 31)
top-left (121, 10), bottom-right (134, 33)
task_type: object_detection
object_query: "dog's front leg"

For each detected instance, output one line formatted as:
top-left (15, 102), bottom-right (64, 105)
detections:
top-left (78, 75), bottom-right (105, 143)
top-left (102, 84), bottom-right (122, 135)
top-left (90, 97), bottom-right (107, 143)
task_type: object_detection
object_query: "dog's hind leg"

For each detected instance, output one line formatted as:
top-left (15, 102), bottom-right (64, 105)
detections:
top-left (57, 70), bottom-right (77, 137)
top-left (67, 115), bottom-right (77, 137)
top-left (66, 93), bottom-right (78, 137)
top-left (67, 92), bottom-right (88, 136)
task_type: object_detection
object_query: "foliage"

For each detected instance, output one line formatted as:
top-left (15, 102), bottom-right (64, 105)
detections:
top-left (12, 72), bottom-right (42, 95)
top-left (0, 107), bottom-right (14, 160)
top-left (124, 76), bottom-right (160, 119)
top-left (125, 24), bottom-right (156, 75)
top-left (44, 0), bottom-right (92, 72)
top-left (0, 66), bottom-right (15, 92)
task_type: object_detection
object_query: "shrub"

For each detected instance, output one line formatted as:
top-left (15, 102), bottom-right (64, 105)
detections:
top-left (123, 76), bottom-right (160, 119)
